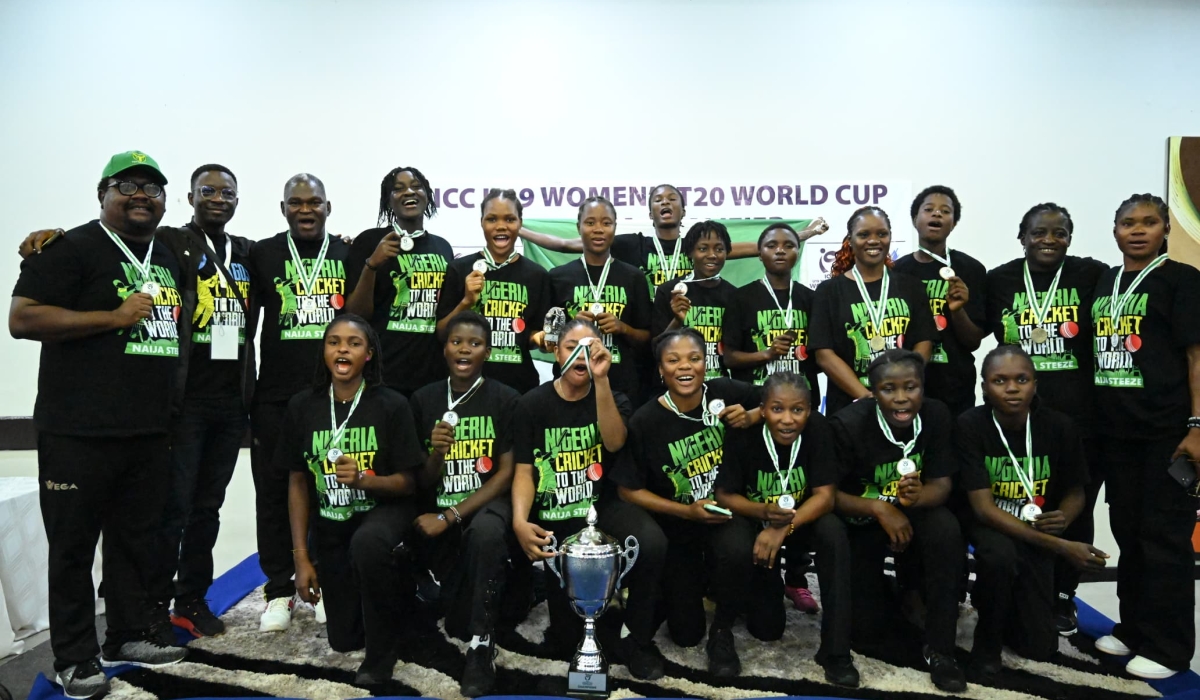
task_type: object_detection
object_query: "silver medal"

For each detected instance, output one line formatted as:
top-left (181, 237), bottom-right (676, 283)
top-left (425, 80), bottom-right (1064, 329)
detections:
top-left (778, 494), bottom-right (796, 509)
top-left (578, 336), bottom-right (595, 347)
top-left (1021, 502), bottom-right (1042, 522)
top-left (472, 260), bottom-right (489, 274)
top-left (140, 280), bottom-right (160, 297)
top-left (442, 410), bottom-right (459, 427)
top-left (939, 267), bottom-right (955, 281)
top-left (326, 447), bottom-right (343, 462)
top-left (400, 236), bottom-right (414, 252)
top-left (673, 282), bottom-right (688, 295)
top-left (707, 399), bottom-right (726, 416)
top-left (1110, 334), bottom-right (1120, 348)
top-left (869, 335), bottom-right (886, 352)
top-left (589, 302), bottom-right (604, 315)
top-left (1031, 327), bottom-right (1049, 344)
top-left (301, 297), bottom-right (317, 312)
top-left (897, 458), bottom-right (917, 476)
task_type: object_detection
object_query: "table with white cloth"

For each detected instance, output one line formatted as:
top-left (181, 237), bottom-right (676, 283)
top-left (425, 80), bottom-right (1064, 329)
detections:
top-left (0, 477), bottom-right (49, 658)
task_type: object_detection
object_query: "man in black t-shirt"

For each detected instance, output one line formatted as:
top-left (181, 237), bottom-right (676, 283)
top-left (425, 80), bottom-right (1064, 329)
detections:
top-left (10, 151), bottom-right (188, 696)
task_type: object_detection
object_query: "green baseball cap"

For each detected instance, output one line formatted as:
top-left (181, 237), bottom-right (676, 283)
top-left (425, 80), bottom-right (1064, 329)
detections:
top-left (100, 150), bottom-right (167, 185)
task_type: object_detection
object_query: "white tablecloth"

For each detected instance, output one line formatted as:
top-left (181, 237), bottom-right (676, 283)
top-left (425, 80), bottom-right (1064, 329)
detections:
top-left (0, 477), bottom-right (50, 657)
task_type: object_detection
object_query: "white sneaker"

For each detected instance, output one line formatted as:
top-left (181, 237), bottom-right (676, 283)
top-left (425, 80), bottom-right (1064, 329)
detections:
top-left (1095, 634), bottom-right (1132, 656)
top-left (314, 595), bottom-right (327, 624)
top-left (259, 596), bottom-right (295, 632)
top-left (1126, 655), bottom-right (1178, 680)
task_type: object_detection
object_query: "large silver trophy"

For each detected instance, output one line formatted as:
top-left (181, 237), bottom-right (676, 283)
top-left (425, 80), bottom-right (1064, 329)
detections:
top-left (543, 506), bottom-right (639, 698)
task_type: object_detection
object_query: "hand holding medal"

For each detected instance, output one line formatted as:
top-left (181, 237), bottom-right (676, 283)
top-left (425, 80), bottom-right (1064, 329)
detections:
top-left (669, 286), bottom-right (691, 323)
top-left (582, 337), bottom-right (612, 380)
top-left (464, 260), bottom-right (487, 305)
top-left (430, 419), bottom-right (456, 456)
top-left (333, 453), bottom-right (361, 485)
top-left (370, 230), bottom-right (404, 268)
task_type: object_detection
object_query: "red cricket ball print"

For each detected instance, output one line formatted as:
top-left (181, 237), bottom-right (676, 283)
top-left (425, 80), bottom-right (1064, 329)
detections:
top-left (475, 456), bottom-right (493, 474)
top-left (513, 318), bottom-right (526, 333)
top-left (1034, 496), bottom-right (1045, 508)
top-left (897, 334), bottom-right (905, 348)
top-left (1059, 321), bottom-right (1078, 339)
top-left (587, 463), bottom-right (603, 481)
top-left (1124, 334), bottom-right (1142, 353)
top-left (172, 306), bottom-right (181, 321)
top-left (330, 294), bottom-right (345, 310)
top-left (934, 315), bottom-right (948, 332)
top-left (794, 345), bottom-right (808, 361)
top-left (717, 341), bottom-right (724, 356)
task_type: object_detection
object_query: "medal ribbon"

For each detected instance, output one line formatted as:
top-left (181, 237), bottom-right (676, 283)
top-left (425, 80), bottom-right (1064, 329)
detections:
top-left (562, 340), bottom-right (593, 379)
top-left (918, 246), bottom-right (952, 268)
top-left (99, 221), bottom-right (155, 286)
top-left (663, 384), bottom-right (719, 427)
top-left (286, 232), bottom-right (330, 297)
top-left (581, 257), bottom-right (613, 304)
top-left (445, 375), bottom-right (485, 414)
top-left (1109, 254), bottom-right (1169, 332)
top-left (851, 267), bottom-right (890, 340)
top-left (1021, 260), bottom-right (1065, 328)
top-left (650, 235), bottom-right (683, 283)
top-left (762, 423), bottom-right (802, 498)
top-left (760, 277), bottom-right (794, 327)
top-left (327, 380), bottom-right (366, 455)
top-left (392, 223), bottom-right (426, 249)
top-left (875, 405), bottom-right (922, 463)
top-left (991, 411), bottom-right (1036, 504)
top-left (481, 248), bottom-right (519, 271)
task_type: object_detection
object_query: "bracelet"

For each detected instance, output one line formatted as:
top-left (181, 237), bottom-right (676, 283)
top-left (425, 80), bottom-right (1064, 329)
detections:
top-left (448, 505), bottom-right (464, 526)
top-left (291, 548), bottom-right (307, 554)
top-left (364, 259), bottom-right (378, 271)
top-left (786, 523), bottom-right (796, 537)
top-left (1187, 417), bottom-right (1200, 430)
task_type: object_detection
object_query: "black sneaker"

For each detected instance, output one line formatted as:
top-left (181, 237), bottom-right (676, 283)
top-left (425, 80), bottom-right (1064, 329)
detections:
top-left (460, 639), bottom-right (498, 697)
top-left (923, 645), bottom-right (966, 693)
top-left (705, 626), bottom-right (740, 678)
top-left (967, 654), bottom-right (1002, 685)
top-left (172, 598), bottom-right (225, 638)
top-left (55, 658), bottom-right (110, 699)
top-left (354, 654), bottom-right (397, 686)
top-left (1053, 594), bottom-right (1078, 637)
top-left (619, 635), bottom-right (665, 681)
top-left (149, 601), bottom-right (178, 647)
top-left (102, 634), bottom-right (187, 668)
top-left (821, 657), bottom-right (860, 688)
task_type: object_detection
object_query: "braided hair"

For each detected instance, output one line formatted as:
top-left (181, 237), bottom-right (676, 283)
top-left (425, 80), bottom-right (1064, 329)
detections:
top-left (376, 166), bottom-right (437, 227)
top-left (831, 206), bottom-right (894, 276)
top-left (980, 344), bottom-right (1035, 380)
top-left (653, 327), bottom-right (706, 364)
top-left (681, 220), bottom-right (731, 256)
top-left (866, 348), bottom-right (925, 390)
top-left (481, 188), bottom-right (524, 219)
top-left (1017, 202), bottom-right (1073, 240)
top-left (1114, 192), bottom-right (1170, 253)
top-left (762, 370), bottom-right (812, 402)
top-left (312, 314), bottom-right (384, 392)
top-left (576, 195), bottom-right (616, 223)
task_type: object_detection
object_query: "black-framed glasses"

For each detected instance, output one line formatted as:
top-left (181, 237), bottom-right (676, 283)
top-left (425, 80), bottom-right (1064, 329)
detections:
top-left (199, 185), bottom-right (238, 200)
top-left (109, 180), bottom-right (163, 198)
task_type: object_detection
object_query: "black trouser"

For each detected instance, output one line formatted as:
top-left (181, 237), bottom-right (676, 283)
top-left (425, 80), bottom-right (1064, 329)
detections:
top-left (313, 500), bottom-right (417, 667)
top-left (250, 400), bottom-right (294, 600)
top-left (441, 500), bottom-right (530, 639)
top-left (966, 522), bottom-right (1056, 662)
top-left (538, 499), bottom-right (666, 648)
top-left (846, 505), bottom-right (962, 656)
top-left (38, 433), bottom-right (170, 671)
top-left (710, 513), bottom-right (851, 663)
top-left (653, 518), bottom-right (716, 648)
top-left (1054, 438), bottom-right (1104, 600)
top-left (1105, 436), bottom-right (1196, 671)
top-left (155, 396), bottom-right (247, 605)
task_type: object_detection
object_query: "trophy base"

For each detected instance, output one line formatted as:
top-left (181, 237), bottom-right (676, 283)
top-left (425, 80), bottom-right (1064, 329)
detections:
top-left (567, 670), bottom-right (609, 699)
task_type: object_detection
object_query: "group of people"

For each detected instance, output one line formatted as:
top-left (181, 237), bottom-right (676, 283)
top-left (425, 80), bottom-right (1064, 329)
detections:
top-left (10, 150), bottom-right (1199, 699)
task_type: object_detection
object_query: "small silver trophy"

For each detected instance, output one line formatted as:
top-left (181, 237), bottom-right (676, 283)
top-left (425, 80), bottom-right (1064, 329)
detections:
top-left (543, 506), bottom-right (639, 698)
top-left (544, 306), bottom-right (568, 345)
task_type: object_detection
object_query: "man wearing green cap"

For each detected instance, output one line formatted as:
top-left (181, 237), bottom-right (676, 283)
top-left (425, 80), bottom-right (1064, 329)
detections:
top-left (10, 151), bottom-right (189, 697)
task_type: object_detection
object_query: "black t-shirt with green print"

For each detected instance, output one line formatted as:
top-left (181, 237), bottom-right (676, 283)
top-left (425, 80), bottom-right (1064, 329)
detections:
top-left (715, 411), bottom-right (839, 508)
top-left (830, 397), bottom-right (955, 524)
top-left (611, 232), bottom-right (694, 298)
top-left (613, 378), bottom-right (760, 504)
top-left (249, 232), bottom-right (352, 403)
top-left (13, 220), bottom-right (184, 436)
top-left (276, 384), bottom-right (424, 527)
top-left (514, 380), bottom-right (633, 529)
top-left (808, 271), bottom-right (938, 415)
top-left (435, 253), bottom-right (553, 394)
top-left (955, 404), bottom-right (1088, 520)
top-left (894, 251), bottom-right (987, 414)
top-left (546, 258), bottom-right (653, 400)
top-left (181, 224), bottom-right (252, 401)
top-left (651, 276), bottom-right (737, 380)
top-left (984, 255), bottom-right (1106, 435)
top-left (1091, 259), bottom-right (1200, 440)
top-left (411, 377), bottom-right (520, 509)
top-left (721, 279), bottom-right (822, 405)
top-left (346, 228), bottom-right (455, 395)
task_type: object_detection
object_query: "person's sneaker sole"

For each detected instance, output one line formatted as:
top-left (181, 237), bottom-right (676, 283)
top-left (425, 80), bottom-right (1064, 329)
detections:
top-left (100, 652), bottom-right (186, 669)
top-left (54, 671), bottom-right (110, 699)
top-left (1126, 656), bottom-right (1178, 680)
top-left (1095, 634), bottom-right (1132, 656)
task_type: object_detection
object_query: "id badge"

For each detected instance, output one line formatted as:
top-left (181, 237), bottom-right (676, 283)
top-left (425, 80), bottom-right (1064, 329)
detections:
top-left (211, 322), bottom-right (239, 360)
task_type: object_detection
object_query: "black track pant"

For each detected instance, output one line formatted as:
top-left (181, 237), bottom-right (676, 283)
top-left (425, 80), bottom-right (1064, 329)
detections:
top-left (250, 400), bottom-right (294, 600)
top-left (966, 522), bottom-right (1057, 662)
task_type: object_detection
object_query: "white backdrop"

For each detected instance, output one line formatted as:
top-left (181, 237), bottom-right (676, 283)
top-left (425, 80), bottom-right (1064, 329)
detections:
top-left (2, 0), bottom-right (1199, 418)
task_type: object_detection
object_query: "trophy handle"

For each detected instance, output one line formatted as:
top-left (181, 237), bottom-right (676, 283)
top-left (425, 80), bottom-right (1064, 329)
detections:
top-left (615, 535), bottom-right (639, 590)
top-left (542, 535), bottom-right (565, 587)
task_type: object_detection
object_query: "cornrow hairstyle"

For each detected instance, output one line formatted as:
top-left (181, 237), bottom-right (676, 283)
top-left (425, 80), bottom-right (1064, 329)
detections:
top-left (762, 370), bottom-right (812, 402)
top-left (757, 222), bottom-right (800, 248)
top-left (190, 164), bottom-right (237, 189)
top-left (576, 195), bottom-right (616, 224)
top-left (557, 318), bottom-right (602, 369)
top-left (832, 206), bottom-right (894, 276)
top-left (910, 185), bottom-right (961, 223)
top-left (376, 166), bottom-right (437, 227)
top-left (444, 310), bottom-right (492, 349)
top-left (653, 327), bottom-right (706, 364)
top-left (1017, 202), bottom-right (1073, 240)
top-left (1114, 192), bottom-right (1171, 253)
top-left (649, 183), bottom-right (684, 210)
top-left (480, 188), bottom-right (524, 219)
top-left (866, 348), bottom-right (925, 390)
top-left (980, 344), bottom-right (1035, 380)
top-left (681, 220), bottom-right (732, 256)
top-left (312, 314), bottom-right (384, 391)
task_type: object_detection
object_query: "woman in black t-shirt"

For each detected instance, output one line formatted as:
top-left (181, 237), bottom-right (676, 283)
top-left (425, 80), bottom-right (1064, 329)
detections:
top-left (435, 190), bottom-right (552, 394)
top-left (810, 207), bottom-right (938, 415)
top-left (651, 221), bottom-right (738, 380)
top-left (956, 346), bottom-right (1106, 682)
top-left (712, 372), bottom-right (858, 687)
top-left (511, 318), bottom-right (668, 680)
top-left (611, 329), bottom-right (757, 667)
top-left (1089, 194), bottom-right (1200, 679)
top-left (830, 350), bottom-right (965, 693)
top-left (280, 315), bottom-right (425, 686)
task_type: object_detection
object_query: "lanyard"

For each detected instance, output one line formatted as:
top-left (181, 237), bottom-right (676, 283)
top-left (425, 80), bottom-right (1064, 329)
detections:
top-left (875, 405), bottom-right (922, 461)
top-left (851, 267), bottom-right (890, 335)
top-left (327, 380), bottom-right (366, 453)
top-left (581, 257), bottom-right (613, 303)
top-left (991, 411), bottom-right (1036, 504)
top-left (762, 423), bottom-right (802, 495)
top-left (214, 234), bottom-right (232, 290)
top-left (287, 233), bottom-right (330, 296)
top-left (663, 384), bottom-right (720, 427)
top-left (392, 223), bottom-right (426, 250)
top-left (650, 235), bottom-right (683, 282)
top-left (918, 246), bottom-right (952, 268)
top-left (446, 375), bottom-right (485, 413)
top-left (1022, 260), bottom-right (1065, 327)
top-left (562, 340), bottom-right (593, 379)
top-left (1109, 254), bottom-right (1168, 331)
top-left (760, 277), bottom-right (794, 327)
top-left (99, 220), bottom-right (155, 284)
top-left (481, 248), bottom-right (519, 270)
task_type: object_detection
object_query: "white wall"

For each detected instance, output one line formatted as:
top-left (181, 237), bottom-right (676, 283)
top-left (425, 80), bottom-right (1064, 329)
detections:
top-left (2, 0), bottom-right (1198, 417)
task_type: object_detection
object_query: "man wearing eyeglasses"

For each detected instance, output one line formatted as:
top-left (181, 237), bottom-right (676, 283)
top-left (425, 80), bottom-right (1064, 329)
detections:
top-left (9, 151), bottom-right (189, 698)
